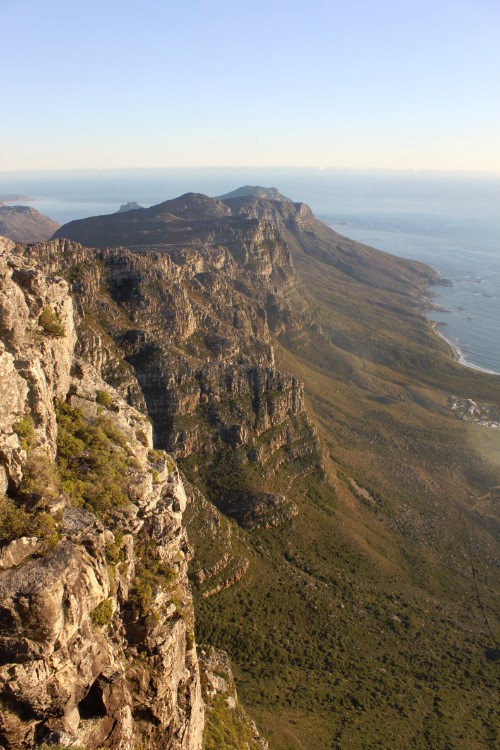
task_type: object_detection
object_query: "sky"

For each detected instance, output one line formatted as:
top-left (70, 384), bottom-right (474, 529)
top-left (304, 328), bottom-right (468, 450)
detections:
top-left (2, 0), bottom-right (500, 173)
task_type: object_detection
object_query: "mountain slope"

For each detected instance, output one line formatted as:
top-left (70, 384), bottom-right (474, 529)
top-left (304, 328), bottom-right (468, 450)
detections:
top-left (0, 205), bottom-right (59, 242)
top-left (37, 191), bottom-right (500, 747)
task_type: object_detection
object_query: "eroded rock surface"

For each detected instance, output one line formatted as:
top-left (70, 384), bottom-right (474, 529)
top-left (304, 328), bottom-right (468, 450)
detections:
top-left (0, 244), bottom-right (204, 750)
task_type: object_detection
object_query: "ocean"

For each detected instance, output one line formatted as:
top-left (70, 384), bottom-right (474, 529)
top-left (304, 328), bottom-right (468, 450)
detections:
top-left (1, 168), bottom-right (499, 375)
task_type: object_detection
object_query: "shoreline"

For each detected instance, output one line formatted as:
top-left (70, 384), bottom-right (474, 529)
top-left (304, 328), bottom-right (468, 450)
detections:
top-left (325, 219), bottom-right (500, 381)
top-left (429, 319), bottom-right (500, 376)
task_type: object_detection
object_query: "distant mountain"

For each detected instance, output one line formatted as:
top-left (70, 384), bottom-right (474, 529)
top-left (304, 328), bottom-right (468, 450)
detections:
top-left (0, 194), bottom-right (32, 202)
top-left (117, 201), bottom-right (143, 212)
top-left (217, 185), bottom-right (292, 202)
top-left (53, 189), bottom-right (432, 293)
top-left (0, 205), bottom-right (59, 242)
top-left (53, 192), bottom-right (235, 249)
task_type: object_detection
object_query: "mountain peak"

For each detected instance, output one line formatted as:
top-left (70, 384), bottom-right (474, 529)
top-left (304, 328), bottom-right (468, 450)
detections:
top-left (117, 201), bottom-right (143, 212)
top-left (216, 185), bottom-right (293, 202)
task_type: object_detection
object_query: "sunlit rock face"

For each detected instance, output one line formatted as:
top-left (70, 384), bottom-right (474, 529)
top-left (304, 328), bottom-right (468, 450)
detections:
top-left (0, 244), bottom-right (204, 750)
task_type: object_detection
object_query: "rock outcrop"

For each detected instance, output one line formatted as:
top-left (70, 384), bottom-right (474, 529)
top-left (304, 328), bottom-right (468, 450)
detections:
top-left (0, 239), bottom-right (204, 750)
top-left (118, 203), bottom-right (143, 213)
top-left (0, 237), bottom-right (76, 488)
top-left (198, 645), bottom-right (268, 750)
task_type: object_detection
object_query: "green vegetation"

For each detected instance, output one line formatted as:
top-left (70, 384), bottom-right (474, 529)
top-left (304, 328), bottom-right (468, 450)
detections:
top-left (90, 598), bottom-right (113, 627)
top-left (0, 494), bottom-right (60, 552)
top-left (186, 628), bottom-right (195, 650)
top-left (38, 306), bottom-right (65, 337)
top-left (147, 448), bottom-right (167, 464)
top-left (105, 531), bottom-right (124, 564)
top-left (1, 412), bottom-right (61, 553)
top-left (189, 463), bottom-right (500, 749)
top-left (0, 494), bottom-right (33, 542)
top-left (13, 414), bottom-right (35, 451)
top-left (56, 400), bottom-right (131, 516)
top-left (95, 389), bottom-right (113, 408)
top-left (19, 450), bottom-right (62, 506)
top-left (129, 548), bottom-right (177, 624)
top-left (203, 694), bottom-right (257, 750)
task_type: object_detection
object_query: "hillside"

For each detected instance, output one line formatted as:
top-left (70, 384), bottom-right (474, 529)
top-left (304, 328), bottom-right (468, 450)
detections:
top-left (1, 189), bottom-right (499, 749)
top-left (0, 205), bottom-right (59, 242)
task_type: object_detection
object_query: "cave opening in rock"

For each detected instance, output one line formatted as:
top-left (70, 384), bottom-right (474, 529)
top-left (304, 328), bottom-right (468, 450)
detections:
top-left (78, 679), bottom-right (107, 719)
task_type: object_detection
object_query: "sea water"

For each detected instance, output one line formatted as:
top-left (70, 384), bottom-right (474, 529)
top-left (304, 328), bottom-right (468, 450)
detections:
top-left (1, 168), bottom-right (498, 374)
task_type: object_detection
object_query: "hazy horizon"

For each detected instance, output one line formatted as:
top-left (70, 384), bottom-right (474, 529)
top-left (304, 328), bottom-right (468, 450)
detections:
top-left (2, 166), bottom-right (500, 177)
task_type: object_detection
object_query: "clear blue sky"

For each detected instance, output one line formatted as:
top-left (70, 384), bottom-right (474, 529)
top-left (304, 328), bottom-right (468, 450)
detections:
top-left (3, 0), bottom-right (499, 172)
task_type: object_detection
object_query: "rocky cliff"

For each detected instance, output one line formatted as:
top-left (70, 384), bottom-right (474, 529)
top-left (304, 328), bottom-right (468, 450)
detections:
top-left (0, 237), bottom-right (205, 749)
top-left (42, 200), bottom-right (319, 533)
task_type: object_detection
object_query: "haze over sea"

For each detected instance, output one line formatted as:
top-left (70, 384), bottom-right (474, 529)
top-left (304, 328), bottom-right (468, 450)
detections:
top-left (1, 168), bottom-right (499, 375)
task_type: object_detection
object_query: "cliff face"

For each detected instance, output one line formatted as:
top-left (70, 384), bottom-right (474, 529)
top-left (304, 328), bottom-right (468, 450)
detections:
top-left (33, 212), bottom-right (319, 531)
top-left (0, 239), bottom-right (204, 749)
top-left (0, 237), bottom-right (76, 489)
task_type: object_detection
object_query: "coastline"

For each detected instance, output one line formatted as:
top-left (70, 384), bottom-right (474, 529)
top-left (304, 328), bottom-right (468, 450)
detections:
top-left (429, 319), bottom-right (500, 376)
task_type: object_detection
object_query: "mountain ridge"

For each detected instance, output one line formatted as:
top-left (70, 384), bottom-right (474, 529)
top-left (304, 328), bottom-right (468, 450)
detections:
top-left (1, 188), bottom-right (499, 749)
top-left (0, 204), bottom-right (59, 243)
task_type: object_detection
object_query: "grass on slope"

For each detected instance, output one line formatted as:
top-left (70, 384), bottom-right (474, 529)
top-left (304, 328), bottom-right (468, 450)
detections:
top-left (184, 222), bottom-right (500, 749)
top-left (186, 462), bottom-right (499, 750)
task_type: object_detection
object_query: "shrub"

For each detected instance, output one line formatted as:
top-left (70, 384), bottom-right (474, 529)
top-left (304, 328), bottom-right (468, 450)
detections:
top-left (56, 401), bottom-right (131, 516)
top-left (90, 598), bottom-right (113, 626)
top-left (203, 694), bottom-right (255, 750)
top-left (129, 554), bottom-right (177, 624)
top-left (0, 495), bottom-right (59, 552)
top-left (135, 428), bottom-right (149, 446)
top-left (38, 306), bottom-right (65, 337)
top-left (13, 414), bottom-right (35, 451)
top-left (18, 451), bottom-right (62, 506)
top-left (147, 449), bottom-right (166, 464)
top-left (95, 414), bottom-right (129, 448)
top-left (96, 389), bottom-right (113, 408)
top-left (0, 495), bottom-right (32, 542)
top-left (105, 531), bottom-right (124, 563)
top-left (34, 512), bottom-right (60, 554)
top-left (108, 564), bottom-right (117, 595)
